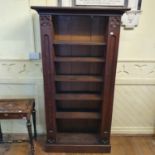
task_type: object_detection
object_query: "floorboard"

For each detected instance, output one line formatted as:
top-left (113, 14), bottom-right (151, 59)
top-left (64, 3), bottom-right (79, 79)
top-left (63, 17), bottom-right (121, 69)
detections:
top-left (0, 135), bottom-right (155, 155)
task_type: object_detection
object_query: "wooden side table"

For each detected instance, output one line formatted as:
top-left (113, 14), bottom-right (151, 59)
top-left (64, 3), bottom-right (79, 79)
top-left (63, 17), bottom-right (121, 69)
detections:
top-left (0, 99), bottom-right (37, 154)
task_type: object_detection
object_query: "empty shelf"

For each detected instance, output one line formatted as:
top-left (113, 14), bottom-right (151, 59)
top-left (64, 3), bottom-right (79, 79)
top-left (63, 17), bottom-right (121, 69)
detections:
top-left (56, 112), bottom-right (100, 119)
top-left (54, 40), bottom-right (106, 46)
top-left (55, 75), bottom-right (103, 82)
top-left (55, 57), bottom-right (105, 62)
top-left (55, 94), bottom-right (102, 101)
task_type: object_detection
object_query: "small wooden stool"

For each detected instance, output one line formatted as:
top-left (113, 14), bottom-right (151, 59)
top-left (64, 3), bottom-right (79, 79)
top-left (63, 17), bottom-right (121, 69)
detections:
top-left (0, 99), bottom-right (37, 154)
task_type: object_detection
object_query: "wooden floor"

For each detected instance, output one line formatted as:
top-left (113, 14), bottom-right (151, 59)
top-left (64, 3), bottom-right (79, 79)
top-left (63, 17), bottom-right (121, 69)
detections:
top-left (0, 136), bottom-right (155, 155)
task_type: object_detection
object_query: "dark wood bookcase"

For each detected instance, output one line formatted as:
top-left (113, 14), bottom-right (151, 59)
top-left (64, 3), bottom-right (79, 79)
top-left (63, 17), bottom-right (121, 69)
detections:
top-left (32, 6), bottom-right (128, 153)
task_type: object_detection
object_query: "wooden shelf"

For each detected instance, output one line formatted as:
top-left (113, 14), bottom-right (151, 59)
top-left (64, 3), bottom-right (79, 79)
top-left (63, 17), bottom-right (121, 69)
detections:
top-left (56, 112), bottom-right (100, 119)
top-left (55, 94), bottom-right (102, 101)
top-left (55, 57), bottom-right (105, 62)
top-left (54, 40), bottom-right (106, 46)
top-left (55, 75), bottom-right (103, 82)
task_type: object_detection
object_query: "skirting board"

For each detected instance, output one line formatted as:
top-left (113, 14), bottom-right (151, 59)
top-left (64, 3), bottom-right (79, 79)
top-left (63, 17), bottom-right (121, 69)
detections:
top-left (111, 127), bottom-right (155, 135)
top-left (1, 126), bottom-right (154, 135)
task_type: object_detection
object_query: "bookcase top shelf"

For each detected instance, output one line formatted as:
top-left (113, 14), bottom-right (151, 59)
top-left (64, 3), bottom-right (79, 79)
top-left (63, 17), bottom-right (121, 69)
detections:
top-left (31, 6), bottom-right (129, 15)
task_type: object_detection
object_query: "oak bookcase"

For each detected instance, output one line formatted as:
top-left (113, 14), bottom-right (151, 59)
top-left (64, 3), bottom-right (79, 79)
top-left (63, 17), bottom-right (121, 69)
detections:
top-left (32, 6), bottom-right (128, 153)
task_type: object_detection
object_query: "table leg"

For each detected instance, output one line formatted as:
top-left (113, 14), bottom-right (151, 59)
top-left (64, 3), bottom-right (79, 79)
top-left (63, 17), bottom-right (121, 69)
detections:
top-left (27, 119), bottom-right (34, 154)
top-left (32, 101), bottom-right (37, 140)
top-left (0, 123), bottom-right (3, 143)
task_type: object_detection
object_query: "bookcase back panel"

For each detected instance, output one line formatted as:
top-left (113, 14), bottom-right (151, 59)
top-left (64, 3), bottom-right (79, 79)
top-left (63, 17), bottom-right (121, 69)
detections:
top-left (53, 15), bottom-right (106, 43)
top-left (57, 119), bottom-right (100, 133)
top-left (55, 63), bottom-right (104, 75)
top-left (56, 101), bottom-right (101, 112)
top-left (56, 82), bottom-right (102, 93)
top-left (53, 14), bottom-right (106, 135)
top-left (54, 45), bottom-right (105, 57)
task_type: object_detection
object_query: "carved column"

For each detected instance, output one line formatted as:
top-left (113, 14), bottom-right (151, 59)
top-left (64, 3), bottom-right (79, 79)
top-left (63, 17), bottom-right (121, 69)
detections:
top-left (100, 16), bottom-right (121, 144)
top-left (40, 15), bottom-right (56, 143)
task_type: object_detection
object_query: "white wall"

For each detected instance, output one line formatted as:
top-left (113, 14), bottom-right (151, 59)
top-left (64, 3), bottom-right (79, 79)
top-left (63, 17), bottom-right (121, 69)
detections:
top-left (119, 0), bottom-right (155, 61)
top-left (0, 0), bottom-right (34, 59)
top-left (0, 0), bottom-right (155, 134)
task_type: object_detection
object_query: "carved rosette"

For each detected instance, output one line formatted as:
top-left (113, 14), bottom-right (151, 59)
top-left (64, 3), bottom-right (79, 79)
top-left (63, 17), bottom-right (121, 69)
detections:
top-left (110, 16), bottom-right (121, 28)
top-left (40, 15), bottom-right (52, 27)
top-left (109, 16), bottom-right (121, 35)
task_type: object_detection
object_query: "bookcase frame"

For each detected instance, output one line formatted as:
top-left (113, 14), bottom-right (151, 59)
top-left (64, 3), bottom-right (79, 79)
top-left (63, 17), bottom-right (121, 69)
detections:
top-left (32, 6), bottom-right (128, 153)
